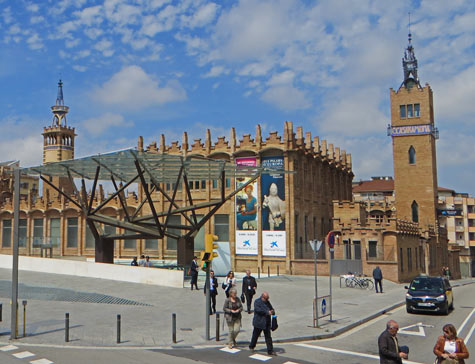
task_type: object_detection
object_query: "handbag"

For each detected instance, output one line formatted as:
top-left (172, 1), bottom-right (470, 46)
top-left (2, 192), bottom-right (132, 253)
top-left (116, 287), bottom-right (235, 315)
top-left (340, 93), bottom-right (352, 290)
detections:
top-left (222, 282), bottom-right (227, 290)
top-left (271, 315), bottom-right (278, 331)
top-left (438, 359), bottom-right (458, 364)
top-left (241, 293), bottom-right (245, 303)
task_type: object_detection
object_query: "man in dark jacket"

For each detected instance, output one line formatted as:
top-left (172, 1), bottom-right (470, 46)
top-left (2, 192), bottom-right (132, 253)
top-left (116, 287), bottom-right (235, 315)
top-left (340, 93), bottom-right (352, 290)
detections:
top-left (204, 270), bottom-right (219, 314)
top-left (242, 269), bottom-right (257, 313)
top-left (373, 266), bottom-right (383, 293)
top-left (190, 256), bottom-right (199, 290)
top-left (378, 320), bottom-right (408, 364)
top-left (249, 291), bottom-right (276, 356)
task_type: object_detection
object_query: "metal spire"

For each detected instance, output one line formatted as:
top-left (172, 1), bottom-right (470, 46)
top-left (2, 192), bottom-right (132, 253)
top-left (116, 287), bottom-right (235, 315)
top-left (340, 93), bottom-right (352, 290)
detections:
top-left (56, 79), bottom-right (64, 106)
top-left (401, 12), bottom-right (420, 89)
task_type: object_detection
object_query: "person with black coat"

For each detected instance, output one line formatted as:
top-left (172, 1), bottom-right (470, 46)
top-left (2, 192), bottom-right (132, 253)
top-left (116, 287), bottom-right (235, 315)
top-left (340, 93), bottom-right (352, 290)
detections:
top-left (249, 291), bottom-right (276, 356)
top-left (242, 269), bottom-right (257, 313)
top-left (378, 320), bottom-right (408, 364)
top-left (190, 256), bottom-right (199, 290)
top-left (373, 266), bottom-right (383, 293)
top-left (204, 270), bottom-right (219, 314)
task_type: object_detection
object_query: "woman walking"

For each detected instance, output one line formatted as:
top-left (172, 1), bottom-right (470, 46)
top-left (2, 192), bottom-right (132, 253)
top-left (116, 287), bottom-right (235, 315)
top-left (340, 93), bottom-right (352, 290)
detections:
top-left (223, 288), bottom-right (243, 349)
top-left (223, 271), bottom-right (236, 298)
top-left (433, 323), bottom-right (469, 363)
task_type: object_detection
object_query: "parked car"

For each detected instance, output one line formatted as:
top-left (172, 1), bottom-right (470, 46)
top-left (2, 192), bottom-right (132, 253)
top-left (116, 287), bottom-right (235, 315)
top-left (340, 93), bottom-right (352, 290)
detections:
top-left (405, 275), bottom-right (454, 315)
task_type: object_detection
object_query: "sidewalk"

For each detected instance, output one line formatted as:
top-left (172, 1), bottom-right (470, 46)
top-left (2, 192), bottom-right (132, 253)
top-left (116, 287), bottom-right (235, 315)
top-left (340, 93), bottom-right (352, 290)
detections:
top-left (0, 268), bottom-right (472, 348)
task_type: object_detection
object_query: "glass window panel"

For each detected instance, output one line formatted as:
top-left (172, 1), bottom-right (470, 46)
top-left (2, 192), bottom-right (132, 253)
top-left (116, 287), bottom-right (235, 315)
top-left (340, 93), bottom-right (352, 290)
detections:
top-left (194, 180), bottom-right (200, 189)
top-left (201, 180), bottom-right (206, 189)
top-left (400, 105), bottom-right (406, 118)
top-left (368, 241), bottom-right (377, 258)
top-left (145, 239), bottom-right (158, 250)
top-left (407, 104), bottom-right (413, 117)
top-left (50, 218), bottom-right (60, 247)
top-left (225, 178), bottom-right (231, 188)
top-left (2, 219), bottom-right (12, 248)
top-left (212, 180), bottom-right (218, 189)
top-left (344, 240), bottom-right (351, 259)
top-left (124, 239), bottom-right (136, 249)
top-left (67, 217), bottom-right (78, 248)
top-left (104, 224), bottom-right (116, 235)
top-left (19, 219), bottom-right (27, 247)
top-left (194, 215), bottom-right (205, 250)
top-left (85, 224), bottom-right (95, 248)
top-left (414, 103), bottom-right (420, 117)
top-left (353, 241), bottom-right (361, 260)
top-left (214, 214), bottom-right (229, 241)
top-left (33, 218), bottom-right (43, 247)
top-left (167, 215), bottom-right (181, 250)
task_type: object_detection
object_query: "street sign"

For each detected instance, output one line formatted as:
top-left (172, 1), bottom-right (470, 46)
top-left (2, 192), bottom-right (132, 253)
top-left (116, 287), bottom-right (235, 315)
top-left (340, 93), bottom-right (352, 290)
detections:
top-left (309, 240), bottom-right (323, 252)
top-left (327, 232), bottom-right (335, 249)
top-left (321, 298), bottom-right (326, 315)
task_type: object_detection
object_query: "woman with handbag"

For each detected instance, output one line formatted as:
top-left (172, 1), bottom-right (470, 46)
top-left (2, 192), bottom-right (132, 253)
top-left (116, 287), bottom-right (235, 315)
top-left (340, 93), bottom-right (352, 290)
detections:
top-left (223, 271), bottom-right (236, 298)
top-left (223, 288), bottom-right (243, 349)
top-left (433, 324), bottom-right (469, 364)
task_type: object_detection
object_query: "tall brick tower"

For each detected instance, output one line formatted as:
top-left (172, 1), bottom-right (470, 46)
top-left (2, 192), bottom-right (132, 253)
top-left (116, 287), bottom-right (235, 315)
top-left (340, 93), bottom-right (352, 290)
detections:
top-left (42, 80), bottom-right (76, 196)
top-left (389, 32), bottom-right (439, 228)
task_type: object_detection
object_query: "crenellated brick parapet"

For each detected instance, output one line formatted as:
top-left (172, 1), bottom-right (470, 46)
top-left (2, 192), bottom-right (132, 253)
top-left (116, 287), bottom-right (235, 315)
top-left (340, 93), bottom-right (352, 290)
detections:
top-left (142, 122), bottom-right (353, 173)
top-left (396, 219), bottom-right (421, 236)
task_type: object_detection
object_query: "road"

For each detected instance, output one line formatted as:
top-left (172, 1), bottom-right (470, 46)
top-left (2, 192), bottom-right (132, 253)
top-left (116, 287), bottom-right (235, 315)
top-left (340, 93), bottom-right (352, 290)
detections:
top-left (0, 283), bottom-right (473, 363)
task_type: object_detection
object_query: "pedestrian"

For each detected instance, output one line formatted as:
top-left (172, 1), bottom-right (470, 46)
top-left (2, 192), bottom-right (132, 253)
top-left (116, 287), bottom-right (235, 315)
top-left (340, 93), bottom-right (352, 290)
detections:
top-left (242, 269), bottom-right (257, 313)
top-left (249, 291), bottom-right (276, 356)
top-left (204, 269), bottom-right (219, 314)
top-left (138, 254), bottom-right (145, 267)
top-left (433, 323), bottom-right (469, 364)
top-left (373, 265), bottom-right (383, 293)
top-left (190, 256), bottom-right (199, 290)
top-left (144, 256), bottom-right (152, 267)
top-left (223, 288), bottom-right (243, 349)
top-left (378, 320), bottom-right (408, 363)
top-left (223, 271), bottom-right (236, 298)
top-left (131, 256), bottom-right (138, 266)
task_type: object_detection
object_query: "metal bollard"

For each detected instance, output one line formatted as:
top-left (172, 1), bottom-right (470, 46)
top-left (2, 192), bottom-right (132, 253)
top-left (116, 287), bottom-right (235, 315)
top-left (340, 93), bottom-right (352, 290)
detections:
top-left (172, 313), bottom-right (177, 344)
top-left (22, 300), bottom-right (27, 338)
top-left (268, 266), bottom-right (270, 277)
top-left (258, 267), bottom-right (260, 279)
top-left (0, 302), bottom-right (2, 322)
top-left (277, 265), bottom-right (279, 276)
top-left (117, 314), bottom-right (121, 344)
top-left (216, 313), bottom-right (220, 341)
top-left (65, 313), bottom-right (70, 342)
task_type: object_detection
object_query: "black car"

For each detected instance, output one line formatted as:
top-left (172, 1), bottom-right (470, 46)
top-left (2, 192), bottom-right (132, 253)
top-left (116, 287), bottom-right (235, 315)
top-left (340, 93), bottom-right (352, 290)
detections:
top-left (405, 275), bottom-right (454, 315)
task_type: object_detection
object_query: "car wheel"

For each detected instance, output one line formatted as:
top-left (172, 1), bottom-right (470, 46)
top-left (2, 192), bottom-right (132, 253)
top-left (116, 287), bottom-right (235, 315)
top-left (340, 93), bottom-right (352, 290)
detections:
top-left (449, 298), bottom-right (454, 310)
top-left (406, 305), bottom-right (413, 314)
top-left (442, 303), bottom-right (449, 315)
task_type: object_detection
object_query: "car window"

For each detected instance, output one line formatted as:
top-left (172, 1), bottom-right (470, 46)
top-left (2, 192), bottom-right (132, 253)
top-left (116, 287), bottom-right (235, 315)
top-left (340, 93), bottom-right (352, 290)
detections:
top-left (410, 278), bottom-right (444, 292)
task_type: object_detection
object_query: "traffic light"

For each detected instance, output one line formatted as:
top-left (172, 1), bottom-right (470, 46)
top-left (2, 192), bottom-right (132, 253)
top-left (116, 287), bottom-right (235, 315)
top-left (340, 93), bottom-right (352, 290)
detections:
top-left (205, 234), bottom-right (219, 261)
top-left (200, 250), bottom-right (210, 270)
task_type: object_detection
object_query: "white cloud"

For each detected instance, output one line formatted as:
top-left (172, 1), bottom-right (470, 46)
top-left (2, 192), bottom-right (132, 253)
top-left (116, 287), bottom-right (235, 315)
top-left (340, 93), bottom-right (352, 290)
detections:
top-left (203, 65), bottom-right (228, 78)
top-left (30, 15), bottom-right (45, 24)
top-left (267, 70), bottom-right (295, 86)
top-left (26, 33), bottom-right (44, 50)
top-left (181, 2), bottom-right (219, 29)
top-left (0, 118), bottom-right (43, 166)
top-left (81, 112), bottom-right (133, 135)
top-left (26, 3), bottom-right (39, 12)
top-left (261, 85), bottom-right (311, 111)
top-left (72, 65), bottom-right (87, 72)
top-left (94, 65), bottom-right (187, 109)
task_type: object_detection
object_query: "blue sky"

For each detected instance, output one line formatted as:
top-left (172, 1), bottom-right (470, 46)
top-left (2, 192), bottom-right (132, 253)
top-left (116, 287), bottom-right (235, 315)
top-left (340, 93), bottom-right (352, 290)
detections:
top-left (1, 0), bottom-right (474, 194)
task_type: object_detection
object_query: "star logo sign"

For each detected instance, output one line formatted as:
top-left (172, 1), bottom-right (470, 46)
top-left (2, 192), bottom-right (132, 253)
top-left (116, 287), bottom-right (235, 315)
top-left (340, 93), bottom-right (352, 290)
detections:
top-left (243, 240), bottom-right (251, 247)
top-left (270, 241), bottom-right (278, 248)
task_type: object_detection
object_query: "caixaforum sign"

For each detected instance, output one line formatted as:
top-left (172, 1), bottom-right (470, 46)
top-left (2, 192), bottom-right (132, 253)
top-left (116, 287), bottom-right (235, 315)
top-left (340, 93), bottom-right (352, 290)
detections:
top-left (389, 124), bottom-right (433, 136)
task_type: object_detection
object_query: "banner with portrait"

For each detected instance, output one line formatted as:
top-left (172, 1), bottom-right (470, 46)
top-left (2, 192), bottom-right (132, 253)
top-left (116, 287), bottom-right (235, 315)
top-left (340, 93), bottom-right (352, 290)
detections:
top-left (261, 156), bottom-right (286, 257)
top-left (235, 157), bottom-right (258, 255)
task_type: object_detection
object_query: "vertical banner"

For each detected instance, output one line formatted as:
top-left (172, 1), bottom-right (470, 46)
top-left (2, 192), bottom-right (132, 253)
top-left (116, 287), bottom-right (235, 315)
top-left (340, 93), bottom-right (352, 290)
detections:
top-left (235, 157), bottom-right (258, 255)
top-left (261, 156), bottom-right (286, 257)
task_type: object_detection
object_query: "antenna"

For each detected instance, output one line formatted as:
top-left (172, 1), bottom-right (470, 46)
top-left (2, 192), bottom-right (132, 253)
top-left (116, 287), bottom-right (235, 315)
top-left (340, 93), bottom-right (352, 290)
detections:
top-left (408, 12), bottom-right (412, 43)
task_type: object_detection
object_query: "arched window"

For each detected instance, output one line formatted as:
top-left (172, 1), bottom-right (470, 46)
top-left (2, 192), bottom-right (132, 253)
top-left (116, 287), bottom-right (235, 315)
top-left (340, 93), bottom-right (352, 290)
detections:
top-left (411, 201), bottom-right (419, 223)
top-left (409, 146), bottom-right (416, 164)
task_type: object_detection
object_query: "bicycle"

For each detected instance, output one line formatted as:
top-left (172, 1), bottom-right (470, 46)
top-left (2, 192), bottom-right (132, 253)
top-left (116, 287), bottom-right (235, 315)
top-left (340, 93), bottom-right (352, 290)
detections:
top-left (345, 274), bottom-right (374, 290)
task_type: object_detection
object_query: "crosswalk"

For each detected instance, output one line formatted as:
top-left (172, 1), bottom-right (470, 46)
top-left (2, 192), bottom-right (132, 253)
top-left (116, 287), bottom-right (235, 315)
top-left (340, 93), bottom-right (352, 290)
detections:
top-left (219, 346), bottom-right (300, 363)
top-left (0, 345), bottom-right (54, 364)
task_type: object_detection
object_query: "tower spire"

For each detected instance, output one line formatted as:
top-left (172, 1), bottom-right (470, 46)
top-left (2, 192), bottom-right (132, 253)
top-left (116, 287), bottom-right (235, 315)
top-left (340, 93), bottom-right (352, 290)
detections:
top-left (401, 12), bottom-right (420, 89)
top-left (56, 79), bottom-right (64, 106)
top-left (51, 79), bottom-right (69, 126)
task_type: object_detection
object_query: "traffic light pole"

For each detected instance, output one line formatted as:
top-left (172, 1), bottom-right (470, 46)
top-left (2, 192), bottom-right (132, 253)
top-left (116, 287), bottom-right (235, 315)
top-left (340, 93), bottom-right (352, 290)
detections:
top-left (205, 261), bottom-right (211, 340)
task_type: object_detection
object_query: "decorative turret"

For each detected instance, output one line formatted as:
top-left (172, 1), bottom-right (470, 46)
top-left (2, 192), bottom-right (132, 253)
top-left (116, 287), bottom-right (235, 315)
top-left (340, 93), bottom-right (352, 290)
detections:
top-left (401, 25), bottom-right (421, 89)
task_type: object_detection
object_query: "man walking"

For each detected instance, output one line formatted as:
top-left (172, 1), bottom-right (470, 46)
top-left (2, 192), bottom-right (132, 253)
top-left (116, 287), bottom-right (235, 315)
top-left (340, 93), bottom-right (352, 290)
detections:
top-left (242, 269), bottom-right (257, 313)
top-left (204, 270), bottom-right (219, 314)
top-left (249, 291), bottom-right (276, 356)
top-left (190, 256), bottom-right (199, 290)
top-left (378, 320), bottom-right (408, 363)
top-left (373, 265), bottom-right (383, 293)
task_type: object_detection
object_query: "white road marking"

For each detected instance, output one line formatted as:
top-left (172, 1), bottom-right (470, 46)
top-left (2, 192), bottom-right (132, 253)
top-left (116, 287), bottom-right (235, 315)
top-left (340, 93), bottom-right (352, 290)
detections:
top-left (250, 353), bottom-right (272, 361)
top-left (398, 322), bottom-right (433, 337)
top-left (458, 308), bottom-right (475, 335)
top-left (294, 343), bottom-right (425, 364)
top-left (220, 347), bottom-right (240, 353)
top-left (0, 345), bottom-right (18, 351)
top-left (13, 351), bottom-right (35, 359)
top-left (30, 359), bottom-right (54, 364)
top-left (465, 319), bottom-right (475, 345)
top-left (283, 362), bottom-right (301, 364)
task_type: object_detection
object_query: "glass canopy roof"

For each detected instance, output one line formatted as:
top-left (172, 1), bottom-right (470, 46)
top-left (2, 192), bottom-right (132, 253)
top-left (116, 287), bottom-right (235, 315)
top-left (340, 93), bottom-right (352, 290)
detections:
top-left (21, 148), bottom-right (286, 183)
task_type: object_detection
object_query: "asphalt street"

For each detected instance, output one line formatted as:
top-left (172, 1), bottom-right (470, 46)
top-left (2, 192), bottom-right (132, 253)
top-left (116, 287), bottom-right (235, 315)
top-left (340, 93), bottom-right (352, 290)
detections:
top-left (0, 283), bottom-right (473, 364)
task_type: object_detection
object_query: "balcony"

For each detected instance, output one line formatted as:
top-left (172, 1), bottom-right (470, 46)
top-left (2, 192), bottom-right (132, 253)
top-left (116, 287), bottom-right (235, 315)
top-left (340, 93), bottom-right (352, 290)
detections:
top-left (468, 213), bottom-right (475, 219)
top-left (455, 226), bottom-right (465, 232)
